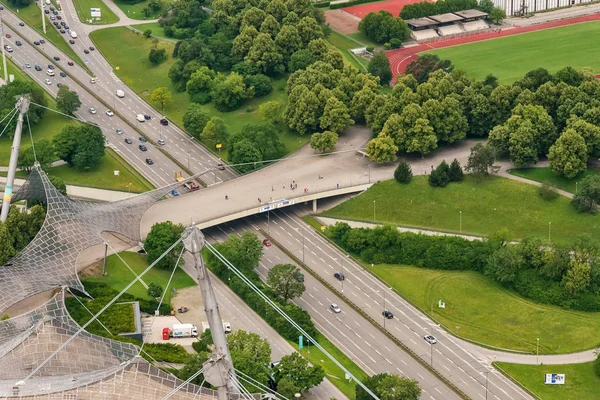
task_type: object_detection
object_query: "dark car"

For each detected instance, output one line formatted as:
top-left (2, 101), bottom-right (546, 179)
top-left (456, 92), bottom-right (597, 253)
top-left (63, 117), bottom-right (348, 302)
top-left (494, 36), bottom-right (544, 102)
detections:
top-left (64, 24), bottom-right (70, 29)
top-left (56, 15), bottom-right (62, 19)
top-left (139, 136), bottom-right (147, 142)
top-left (49, 6), bottom-right (55, 10)
top-left (67, 61), bottom-right (74, 66)
top-left (60, 71), bottom-right (66, 77)
top-left (34, 65), bottom-right (41, 71)
top-left (18, 22), bottom-right (24, 27)
top-left (83, 49), bottom-right (89, 54)
top-left (145, 158), bottom-right (153, 165)
top-left (61, 21), bottom-right (67, 27)
top-left (217, 163), bottom-right (225, 171)
top-left (33, 41), bottom-right (40, 45)
top-left (15, 41), bottom-right (21, 46)
top-left (53, 56), bottom-right (60, 61)
top-left (159, 118), bottom-right (168, 126)
top-left (334, 272), bottom-right (345, 281)
top-left (39, 39), bottom-right (45, 44)
top-left (69, 39), bottom-right (75, 44)
top-left (89, 46), bottom-right (95, 51)
top-left (47, 64), bottom-right (55, 70)
top-left (44, 9), bottom-right (50, 14)
top-left (139, 144), bottom-right (147, 151)
top-left (124, 137), bottom-right (133, 144)
top-left (56, 83), bottom-right (62, 88)
top-left (60, 30), bottom-right (65, 34)
top-left (382, 310), bottom-right (394, 319)
top-left (294, 271), bottom-right (305, 282)
top-left (144, 114), bottom-right (151, 120)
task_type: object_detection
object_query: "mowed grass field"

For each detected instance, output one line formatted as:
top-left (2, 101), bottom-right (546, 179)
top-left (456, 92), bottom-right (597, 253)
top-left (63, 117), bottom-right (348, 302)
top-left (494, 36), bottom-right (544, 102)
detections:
top-left (509, 167), bottom-right (600, 194)
top-left (90, 27), bottom-right (308, 159)
top-left (375, 265), bottom-right (600, 353)
top-left (426, 22), bottom-right (600, 83)
top-left (496, 362), bottom-right (600, 400)
top-left (323, 176), bottom-right (600, 245)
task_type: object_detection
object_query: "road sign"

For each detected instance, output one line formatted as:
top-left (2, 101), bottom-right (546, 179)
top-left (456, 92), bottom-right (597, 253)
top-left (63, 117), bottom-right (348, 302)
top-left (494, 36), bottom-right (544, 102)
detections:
top-left (438, 300), bottom-right (446, 308)
top-left (216, 143), bottom-right (222, 149)
top-left (544, 374), bottom-right (565, 385)
top-left (90, 7), bottom-right (101, 17)
top-left (113, 170), bottom-right (120, 176)
top-left (299, 335), bottom-right (303, 349)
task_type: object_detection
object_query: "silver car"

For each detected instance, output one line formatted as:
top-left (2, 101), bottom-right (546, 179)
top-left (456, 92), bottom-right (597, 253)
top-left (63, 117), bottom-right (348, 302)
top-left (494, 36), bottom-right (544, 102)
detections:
top-left (330, 303), bottom-right (341, 313)
top-left (424, 335), bottom-right (437, 344)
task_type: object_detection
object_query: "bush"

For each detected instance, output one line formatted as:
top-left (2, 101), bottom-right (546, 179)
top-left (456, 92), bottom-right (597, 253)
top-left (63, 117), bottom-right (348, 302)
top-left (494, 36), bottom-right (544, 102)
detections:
top-left (366, 46), bottom-right (375, 53)
top-left (539, 182), bottom-right (559, 201)
top-left (143, 343), bottom-right (192, 363)
top-left (389, 38), bottom-right (402, 49)
top-left (429, 163), bottom-right (449, 187)
top-left (143, 29), bottom-right (152, 38)
top-left (314, 1), bottom-right (330, 7)
top-left (147, 282), bottom-right (163, 298)
top-left (245, 74), bottom-right (272, 97)
top-left (148, 48), bottom-right (167, 65)
top-left (394, 161), bottom-right (412, 184)
top-left (448, 159), bottom-right (464, 182)
top-left (384, 42), bottom-right (391, 50)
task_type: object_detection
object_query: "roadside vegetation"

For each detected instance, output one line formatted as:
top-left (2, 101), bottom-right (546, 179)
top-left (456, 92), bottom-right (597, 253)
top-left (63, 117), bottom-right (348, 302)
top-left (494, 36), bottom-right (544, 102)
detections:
top-left (113, 0), bottom-right (167, 20)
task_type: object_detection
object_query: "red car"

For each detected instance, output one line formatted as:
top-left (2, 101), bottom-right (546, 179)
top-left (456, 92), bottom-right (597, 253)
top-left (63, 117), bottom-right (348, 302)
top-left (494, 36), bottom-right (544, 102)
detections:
top-left (67, 61), bottom-right (74, 66)
top-left (262, 239), bottom-right (271, 247)
top-left (5, 34), bottom-right (10, 38)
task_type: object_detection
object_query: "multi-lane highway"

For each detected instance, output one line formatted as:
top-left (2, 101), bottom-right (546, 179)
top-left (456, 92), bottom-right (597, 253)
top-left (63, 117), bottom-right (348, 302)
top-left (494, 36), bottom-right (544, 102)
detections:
top-left (0, 4), bottom-right (236, 186)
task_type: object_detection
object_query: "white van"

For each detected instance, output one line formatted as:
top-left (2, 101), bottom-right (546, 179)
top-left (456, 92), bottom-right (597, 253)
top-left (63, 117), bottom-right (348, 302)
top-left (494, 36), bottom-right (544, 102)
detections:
top-left (116, 90), bottom-right (125, 98)
top-left (46, 69), bottom-right (55, 76)
top-left (45, 0), bottom-right (50, 4)
top-left (70, 31), bottom-right (77, 39)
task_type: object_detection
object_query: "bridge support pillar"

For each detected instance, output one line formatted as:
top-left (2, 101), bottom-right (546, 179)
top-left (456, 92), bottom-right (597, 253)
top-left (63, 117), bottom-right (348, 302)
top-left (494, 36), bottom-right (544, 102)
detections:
top-left (312, 199), bottom-right (317, 212)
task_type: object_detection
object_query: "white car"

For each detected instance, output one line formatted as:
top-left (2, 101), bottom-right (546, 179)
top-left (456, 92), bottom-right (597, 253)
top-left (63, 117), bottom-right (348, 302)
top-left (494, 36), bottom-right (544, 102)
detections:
top-left (136, 114), bottom-right (145, 123)
top-left (330, 303), bottom-right (341, 313)
top-left (106, 110), bottom-right (114, 117)
top-left (45, 79), bottom-right (52, 85)
top-left (89, 107), bottom-right (96, 114)
top-left (116, 89), bottom-right (125, 98)
top-left (90, 77), bottom-right (97, 84)
top-left (25, 63), bottom-right (31, 68)
top-left (424, 335), bottom-right (437, 344)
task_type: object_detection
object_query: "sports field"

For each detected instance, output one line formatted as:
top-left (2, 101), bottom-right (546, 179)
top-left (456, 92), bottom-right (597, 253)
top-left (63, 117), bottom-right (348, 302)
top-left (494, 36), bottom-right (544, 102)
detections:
top-left (426, 21), bottom-right (600, 83)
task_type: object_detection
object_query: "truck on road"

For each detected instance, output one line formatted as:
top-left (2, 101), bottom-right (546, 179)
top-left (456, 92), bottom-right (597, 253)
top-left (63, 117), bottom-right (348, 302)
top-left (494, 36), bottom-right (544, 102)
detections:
top-left (202, 321), bottom-right (232, 334)
top-left (162, 323), bottom-right (198, 340)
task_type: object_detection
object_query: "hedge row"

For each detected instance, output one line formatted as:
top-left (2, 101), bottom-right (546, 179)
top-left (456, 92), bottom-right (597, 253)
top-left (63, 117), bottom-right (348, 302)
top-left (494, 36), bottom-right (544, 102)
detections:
top-left (314, 1), bottom-right (330, 7)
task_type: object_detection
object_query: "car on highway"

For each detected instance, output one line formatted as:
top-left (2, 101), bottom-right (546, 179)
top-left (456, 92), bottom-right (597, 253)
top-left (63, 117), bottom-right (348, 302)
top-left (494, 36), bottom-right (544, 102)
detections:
top-left (183, 182), bottom-right (199, 191)
top-left (34, 41), bottom-right (40, 45)
top-left (40, 39), bottom-right (45, 44)
top-left (67, 61), bottom-right (74, 66)
top-left (47, 64), bottom-right (55, 69)
top-left (334, 272), bottom-right (345, 281)
top-left (160, 118), bottom-right (168, 126)
top-left (15, 41), bottom-right (21, 46)
top-left (35, 65), bottom-right (42, 71)
top-left (83, 49), bottom-right (89, 54)
top-left (46, 69), bottom-right (55, 76)
top-left (139, 136), bottom-right (147, 142)
top-left (90, 77), bottom-right (97, 83)
top-left (382, 310), bottom-right (393, 319)
top-left (330, 303), bottom-right (341, 313)
top-left (136, 114), bottom-right (145, 123)
top-left (144, 114), bottom-right (151, 120)
top-left (424, 335), bottom-right (437, 344)
top-left (5, 34), bottom-right (10, 38)
top-left (64, 24), bottom-right (70, 29)
top-left (116, 90), bottom-right (125, 98)
top-left (60, 30), bottom-right (65, 34)
top-left (69, 39), bottom-right (75, 44)
top-left (56, 83), bottom-right (62, 88)
top-left (53, 56), bottom-right (60, 61)
top-left (4, 45), bottom-right (12, 53)
top-left (262, 239), bottom-right (271, 247)
top-left (89, 46), bottom-right (95, 51)
top-left (50, 16), bottom-right (55, 20)
top-left (157, 139), bottom-right (165, 146)
top-left (124, 137), bottom-right (133, 144)
top-left (45, 79), bottom-right (52, 85)
top-left (116, 129), bottom-right (123, 135)
top-left (25, 63), bottom-right (30, 68)
top-left (139, 145), bottom-right (148, 151)
top-left (106, 110), bottom-right (114, 117)
top-left (171, 189), bottom-right (179, 196)
top-left (294, 271), bottom-right (305, 282)
top-left (59, 71), bottom-right (66, 77)
top-left (44, 9), bottom-right (49, 14)
top-left (0, 5), bottom-right (4, 9)
top-left (19, 22), bottom-right (24, 26)
top-left (217, 163), bottom-right (225, 170)
top-left (89, 107), bottom-right (96, 114)
top-left (53, 22), bottom-right (60, 27)
top-left (57, 15), bottom-right (62, 20)
top-left (145, 158), bottom-right (154, 165)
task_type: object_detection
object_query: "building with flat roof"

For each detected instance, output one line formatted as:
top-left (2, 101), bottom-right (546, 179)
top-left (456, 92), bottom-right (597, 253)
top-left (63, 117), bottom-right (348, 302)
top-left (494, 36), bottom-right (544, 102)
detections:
top-left (405, 17), bottom-right (439, 30)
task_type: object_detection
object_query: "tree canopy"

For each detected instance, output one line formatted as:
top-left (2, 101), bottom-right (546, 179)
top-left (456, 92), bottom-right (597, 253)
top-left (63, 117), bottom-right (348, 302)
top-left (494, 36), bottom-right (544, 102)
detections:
top-left (53, 125), bottom-right (105, 170)
top-left (144, 221), bottom-right (185, 270)
top-left (358, 11), bottom-right (410, 44)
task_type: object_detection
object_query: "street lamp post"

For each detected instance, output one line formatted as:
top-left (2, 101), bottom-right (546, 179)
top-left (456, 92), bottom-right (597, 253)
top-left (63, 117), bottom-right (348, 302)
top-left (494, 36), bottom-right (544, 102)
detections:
top-left (126, 183), bottom-right (132, 196)
top-left (536, 338), bottom-right (540, 364)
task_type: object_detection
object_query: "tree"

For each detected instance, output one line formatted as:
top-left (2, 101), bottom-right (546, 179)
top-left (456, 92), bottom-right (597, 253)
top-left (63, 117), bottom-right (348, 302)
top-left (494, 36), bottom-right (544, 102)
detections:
top-left (478, 0), bottom-right (495, 13)
top-left (147, 282), bottom-right (163, 298)
top-left (228, 330), bottom-right (272, 387)
top-left (405, 54), bottom-right (453, 84)
top-left (267, 264), bottom-right (306, 301)
top-left (178, 353), bottom-right (210, 385)
top-left (49, 175), bottom-right (67, 196)
top-left (186, 66), bottom-right (216, 103)
top-left (148, 48), bottom-right (168, 65)
top-left (539, 181), bottom-right (559, 201)
top-left (276, 378), bottom-right (300, 399)
top-left (548, 129), bottom-right (588, 179)
top-left (53, 125), bottom-right (105, 170)
top-left (310, 131), bottom-right (338, 153)
top-left (571, 175), bottom-right (600, 213)
top-left (489, 7), bottom-right (506, 24)
top-left (151, 87), bottom-right (172, 111)
top-left (201, 117), bottom-right (229, 146)
top-left (394, 161), bottom-right (412, 184)
top-left (320, 97), bottom-right (353, 133)
top-left (245, 74), bottom-right (272, 96)
top-left (365, 135), bottom-right (398, 164)
top-left (429, 161), bottom-right (449, 188)
top-left (245, 33), bottom-right (285, 76)
top-left (485, 244), bottom-right (524, 284)
top-left (563, 258), bottom-right (592, 295)
top-left (356, 373), bottom-right (420, 400)
top-left (211, 72), bottom-right (253, 111)
top-left (144, 221), bottom-right (185, 270)
top-left (183, 103), bottom-right (210, 140)
top-left (0, 222), bottom-right (16, 265)
top-left (18, 139), bottom-right (55, 171)
top-left (275, 352), bottom-right (325, 391)
top-left (465, 143), bottom-right (499, 181)
top-left (358, 11), bottom-right (410, 44)
top-left (448, 158), bottom-right (464, 182)
top-left (284, 85), bottom-right (320, 135)
top-left (258, 101), bottom-right (283, 124)
top-left (56, 85), bottom-right (81, 115)
top-left (143, 29), bottom-right (152, 38)
top-left (260, 14), bottom-right (281, 37)
top-left (275, 25), bottom-right (302, 66)
top-left (288, 49), bottom-right (314, 72)
top-left (368, 51), bottom-right (392, 85)
top-left (229, 123), bottom-right (284, 160)
top-left (296, 16), bottom-right (323, 45)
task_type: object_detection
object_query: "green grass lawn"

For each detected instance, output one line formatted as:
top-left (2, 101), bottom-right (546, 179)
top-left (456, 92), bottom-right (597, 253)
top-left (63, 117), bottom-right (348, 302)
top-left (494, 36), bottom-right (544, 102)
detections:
top-left (0, 0), bottom-right (86, 70)
top-left (323, 175), bottom-right (600, 245)
top-left (290, 333), bottom-right (367, 399)
top-left (113, 0), bottom-right (166, 20)
top-left (90, 27), bottom-right (308, 159)
top-left (426, 21), bottom-right (600, 84)
top-left (327, 30), bottom-right (368, 71)
top-left (70, 0), bottom-right (119, 24)
top-left (509, 167), bottom-right (600, 194)
top-left (375, 265), bottom-right (600, 353)
top-left (496, 361), bottom-right (600, 400)
top-left (84, 252), bottom-right (196, 304)
top-left (132, 21), bottom-right (168, 39)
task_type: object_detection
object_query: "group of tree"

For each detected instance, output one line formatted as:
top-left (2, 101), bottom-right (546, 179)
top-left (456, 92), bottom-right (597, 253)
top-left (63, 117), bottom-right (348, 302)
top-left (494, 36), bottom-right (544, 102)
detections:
top-left (0, 205), bottom-right (46, 265)
top-left (53, 125), bottom-right (106, 170)
top-left (428, 159), bottom-right (464, 187)
top-left (400, 0), bottom-right (505, 24)
top-left (228, 123), bottom-right (285, 171)
top-left (0, 81), bottom-right (46, 138)
top-left (356, 373), bottom-right (421, 400)
top-left (205, 231), bottom-right (317, 341)
top-left (267, 263), bottom-right (306, 301)
top-left (358, 10), bottom-right (410, 45)
top-left (56, 85), bottom-right (82, 115)
top-left (182, 329), bottom-right (324, 396)
top-left (144, 221), bottom-right (186, 270)
top-left (328, 222), bottom-right (600, 312)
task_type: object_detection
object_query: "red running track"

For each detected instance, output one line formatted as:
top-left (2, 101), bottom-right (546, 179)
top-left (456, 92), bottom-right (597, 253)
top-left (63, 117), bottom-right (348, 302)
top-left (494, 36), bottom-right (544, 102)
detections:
top-left (342, 0), bottom-right (425, 19)
top-left (387, 13), bottom-right (600, 82)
